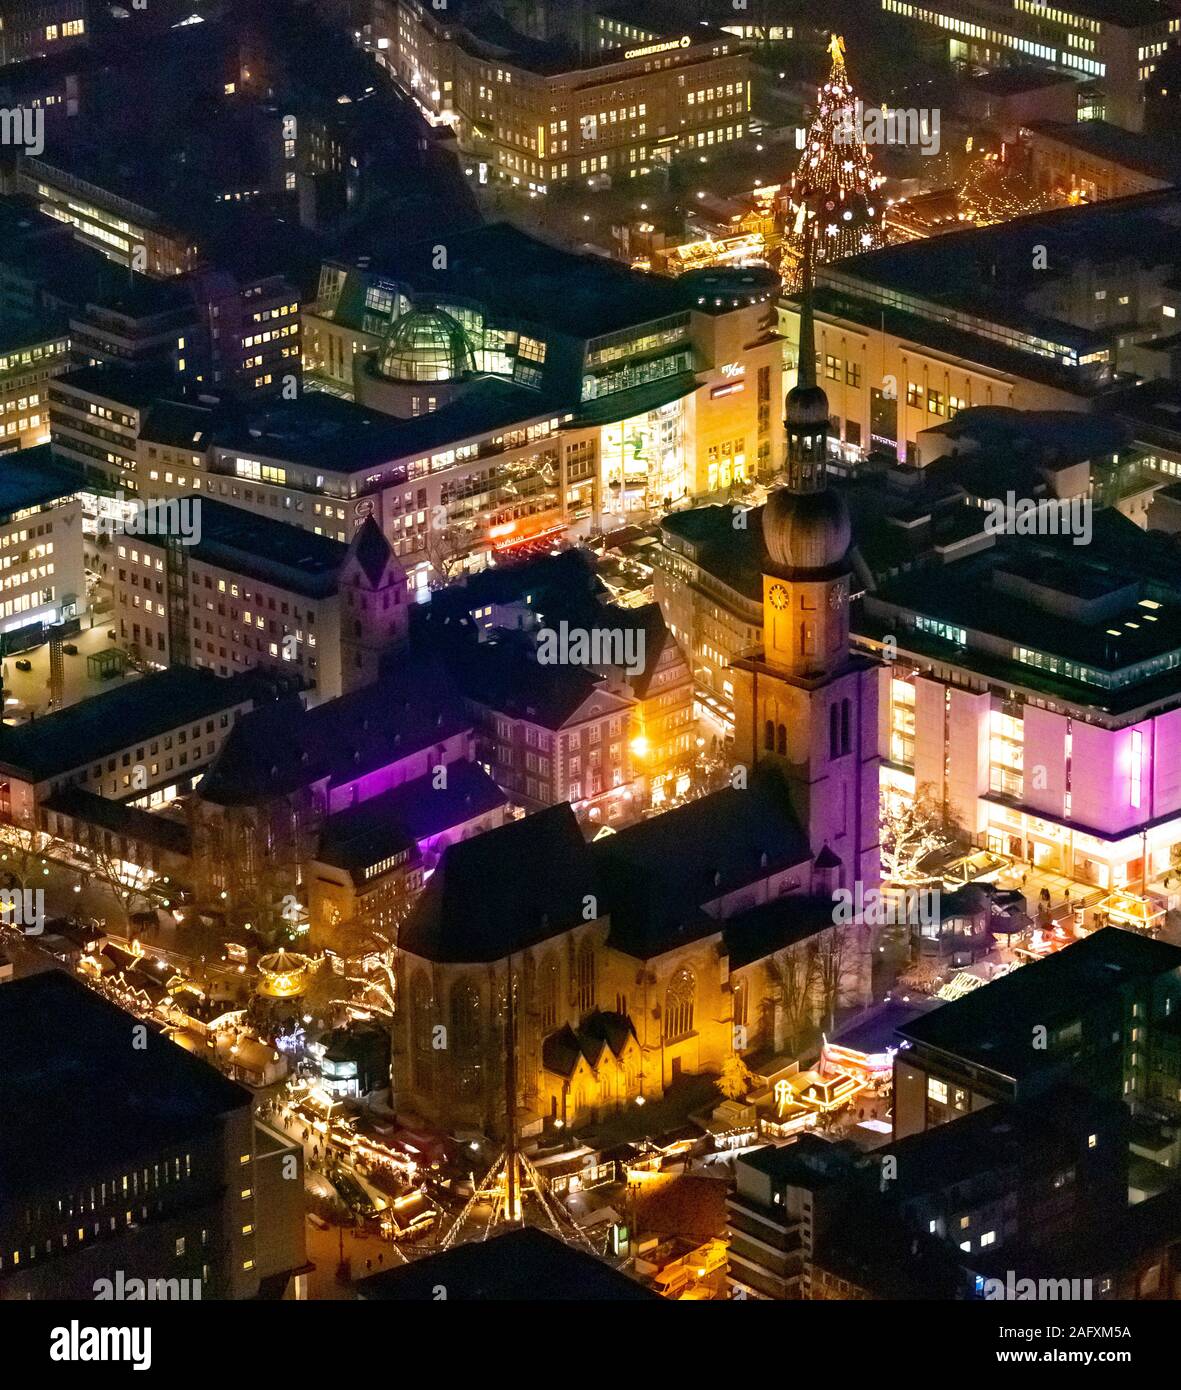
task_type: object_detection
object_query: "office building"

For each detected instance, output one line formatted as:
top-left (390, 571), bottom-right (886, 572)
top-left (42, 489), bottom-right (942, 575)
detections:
top-left (0, 666), bottom-right (259, 822)
top-left (371, 0), bottom-right (751, 192)
top-left (778, 190), bottom-right (1181, 467)
top-left (111, 504), bottom-right (409, 701)
top-left (879, 0), bottom-right (1181, 131)
top-left (893, 927), bottom-right (1181, 1138)
top-left (0, 444), bottom-right (85, 643)
top-left (0, 970), bottom-right (306, 1300)
top-left (0, 314), bottom-right (70, 453)
top-left (0, 0), bottom-right (86, 68)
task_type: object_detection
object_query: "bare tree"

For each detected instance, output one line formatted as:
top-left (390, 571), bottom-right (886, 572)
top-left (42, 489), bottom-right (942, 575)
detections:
top-left (190, 793), bottom-right (320, 944)
top-left (424, 520), bottom-right (477, 586)
top-left (70, 835), bottom-right (169, 928)
top-left (814, 923), bottom-right (866, 1035)
top-left (880, 782), bottom-right (948, 885)
top-left (764, 943), bottom-right (818, 1055)
top-left (0, 820), bottom-right (66, 892)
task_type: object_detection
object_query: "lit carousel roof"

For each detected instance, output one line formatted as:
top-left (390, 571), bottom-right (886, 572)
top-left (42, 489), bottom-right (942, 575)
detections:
top-left (256, 950), bottom-right (312, 998)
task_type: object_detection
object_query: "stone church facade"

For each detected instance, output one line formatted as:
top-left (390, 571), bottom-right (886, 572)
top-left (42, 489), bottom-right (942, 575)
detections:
top-left (393, 277), bottom-right (882, 1136)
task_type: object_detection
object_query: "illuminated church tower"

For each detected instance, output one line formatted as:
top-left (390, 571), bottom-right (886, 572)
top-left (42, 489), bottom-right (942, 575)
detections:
top-left (733, 236), bottom-right (880, 891)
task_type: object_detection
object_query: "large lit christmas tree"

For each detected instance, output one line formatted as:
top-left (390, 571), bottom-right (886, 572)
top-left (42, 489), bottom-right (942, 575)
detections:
top-left (780, 34), bottom-right (888, 289)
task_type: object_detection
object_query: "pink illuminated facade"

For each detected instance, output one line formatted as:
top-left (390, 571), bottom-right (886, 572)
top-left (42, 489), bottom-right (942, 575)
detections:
top-left (864, 555), bottom-right (1181, 892)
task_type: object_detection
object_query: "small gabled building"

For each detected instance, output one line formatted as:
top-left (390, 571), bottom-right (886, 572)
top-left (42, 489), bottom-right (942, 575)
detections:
top-left (541, 1011), bottom-right (642, 1128)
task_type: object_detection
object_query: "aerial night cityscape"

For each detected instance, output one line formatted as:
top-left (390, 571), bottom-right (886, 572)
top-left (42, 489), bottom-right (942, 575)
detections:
top-left (4, 0), bottom-right (1181, 1363)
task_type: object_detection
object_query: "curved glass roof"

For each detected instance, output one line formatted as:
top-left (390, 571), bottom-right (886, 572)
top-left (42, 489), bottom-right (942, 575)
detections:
top-left (378, 307), bottom-right (475, 383)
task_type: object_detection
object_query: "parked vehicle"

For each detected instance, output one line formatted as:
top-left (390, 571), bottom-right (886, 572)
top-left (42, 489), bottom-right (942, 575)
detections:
top-left (14, 659), bottom-right (31, 672)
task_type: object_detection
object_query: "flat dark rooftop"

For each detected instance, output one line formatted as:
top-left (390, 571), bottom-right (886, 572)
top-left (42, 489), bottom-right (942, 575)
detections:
top-left (0, 445), bottom-right (85, 518)
top-left (0, 667), bottom-right (257, 782)
top-left (342, 222), bottom-right (692, 342)
top-left (0, 971), bottom-right (249, 1193)
top-left (870, 544), bottom-right (1181, 673)
top-left (898, 928), bottom-right (1181, 1077)
top-left (137, 497), bottom-right (349, 599)
top-left (817, 190), bottom-right (1181, 370)
top-left (1104, 379), bottom-right (1181, 448)
top-left (1027, 120), bottom-right (1181, 182)
top-left (0, 311), bottom-right (68, 356)
top-left (968, 66), bottom-right (1079, 94)
top-left (52, 363), bottom-right (174, 411)
top-left (220, 379), bottom-right (558, 473)
top-left (357, 1225), bottom-right (659, 1300)
top-left (738, 1135), bottom-right (855, 1188)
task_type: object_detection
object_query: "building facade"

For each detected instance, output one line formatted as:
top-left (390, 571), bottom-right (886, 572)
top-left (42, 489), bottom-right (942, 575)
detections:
top-left (0, 316), bottom-right (69, 454)
top-left (880, 0), bottom-right (1181, 131)
top-left (111, 505), bottom-right (408, 701)
top-left (372, 0), bottom-right (750, 192)
top-left (0, 971), bottom-right (305, 1301)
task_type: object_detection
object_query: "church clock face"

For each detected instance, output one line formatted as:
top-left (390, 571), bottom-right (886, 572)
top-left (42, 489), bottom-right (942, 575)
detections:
top-left (769, 583), bottom-right (789, 611)
top-left (829, 584), bottom-right (847, 611)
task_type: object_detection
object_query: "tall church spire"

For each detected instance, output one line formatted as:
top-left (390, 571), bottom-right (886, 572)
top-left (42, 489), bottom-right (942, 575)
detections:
top-left (783, 224), bottom-right (831, 495)
top-left (795, 227), bottom-right (817, 394)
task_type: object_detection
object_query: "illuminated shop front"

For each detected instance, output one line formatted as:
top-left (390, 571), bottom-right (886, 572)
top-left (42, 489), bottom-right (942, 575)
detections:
top-left (983, 803), bottom-right (1180, 892)
top-left (600, 399), bottom-right (688, 520)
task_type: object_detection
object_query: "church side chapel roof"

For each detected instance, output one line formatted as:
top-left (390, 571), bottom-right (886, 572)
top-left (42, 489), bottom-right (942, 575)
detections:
top-left (401, 775), bottom-right (818, 965)
top-left (722, 893), bottom-right (848, 971)
top-left (197, 659), bottom-right (470, 805)
top-left (542, 1011), bottom-right (637, 1079)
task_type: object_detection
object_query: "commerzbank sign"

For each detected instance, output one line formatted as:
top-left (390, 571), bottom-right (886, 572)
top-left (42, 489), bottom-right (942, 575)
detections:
top-left (624, 35), bottom-right (691, 59)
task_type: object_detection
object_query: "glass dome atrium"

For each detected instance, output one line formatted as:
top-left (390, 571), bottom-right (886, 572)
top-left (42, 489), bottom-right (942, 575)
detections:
top-left (378, 308), bottom-right (476, 383)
